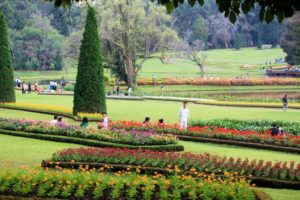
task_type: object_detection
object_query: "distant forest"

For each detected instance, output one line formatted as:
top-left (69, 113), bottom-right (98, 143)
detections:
top-left (0, 0), bottom-right (285, 71)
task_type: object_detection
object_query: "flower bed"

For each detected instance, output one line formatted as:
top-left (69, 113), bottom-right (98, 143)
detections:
top-left (0, 167), bottom-right (255, 200)
top-left (137, 77), bottom-right (300, 86)
top-left (49, 148), bottom-right (300, 183)
top-left (189, 119), bottom-right (300, 136)
top-left (0, 118), bottom-right (178, 146)
top-left (110, 121), bottom-right (300, 149)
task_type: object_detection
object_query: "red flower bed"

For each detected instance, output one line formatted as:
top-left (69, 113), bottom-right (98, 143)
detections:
top-left (51, 147), bottom-right (300, 181)
top-left (137, 78), bottom-right (300, 86)
top-left (110, 121), bottom-right (300, 148)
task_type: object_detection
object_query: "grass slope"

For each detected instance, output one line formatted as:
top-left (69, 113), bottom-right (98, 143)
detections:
top-left (0, 134), bottom-right (81, 168)
top-left (7, 93), bottom-right (300, 123)
top-left (15, 48), bottom-right (286, 81)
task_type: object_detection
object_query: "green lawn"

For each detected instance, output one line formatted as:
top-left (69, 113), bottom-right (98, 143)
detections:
top-left (0, 134), bottom-right (81, 168)
top-left (139, 47), bottom-right (286, 78)
top-left (180, 141), bottom-right (299, 162)
top-left (8, 93), bottom-right (300, 123)
top-left (15, 48), bottom-right (287, 82)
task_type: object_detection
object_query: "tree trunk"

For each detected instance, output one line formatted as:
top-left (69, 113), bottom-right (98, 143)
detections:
top-left (198, 64), bottom-right (205, 78)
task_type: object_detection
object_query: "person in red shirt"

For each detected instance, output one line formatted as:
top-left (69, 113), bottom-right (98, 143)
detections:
top-left (157, 119), bottom-right (165, 127)
top-left (143, 117), bottom-right (151, 126)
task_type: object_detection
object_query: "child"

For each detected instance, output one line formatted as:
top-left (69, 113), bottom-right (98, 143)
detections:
top-left (80, 117), bottom-right (89, 128)
top-left (143, 117), bottom-right (151, 126)
top-left (98, 112), bottom-right (108, 129)
top-left (157, 119), bottom-right (165, 127)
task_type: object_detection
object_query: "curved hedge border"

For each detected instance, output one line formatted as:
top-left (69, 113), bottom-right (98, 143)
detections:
top-left (177, 134), bottom-right (300, 154)
top-left (196, 99), bottom-right (300, 109)
top-left (0, 129), bottom-right (184, 152)
top-left (41, 161), bottom-right (300, 189)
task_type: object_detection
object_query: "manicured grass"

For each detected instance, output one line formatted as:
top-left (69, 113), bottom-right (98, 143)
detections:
top-left (139, 48), bottom-right (286, 78)
top-left (0, 134), bottom-right (81, 168)
top-left (15, 48), bottom-right (287, 81)
top-left (9, 93), bottom-right (300, 123)
top-left (258, 188), bottom-right (300, 200)
top-left (179, 141), bottom-right (300, 163)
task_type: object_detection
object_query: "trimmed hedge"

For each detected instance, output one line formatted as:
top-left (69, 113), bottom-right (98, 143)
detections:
top-left (0, 129), bottom-right (184, 151)
top-left (196, 99), bottom-right (300, 109)
top-left (177, 135), bottom-right (300, 154)
top-left (41, 161), bottom-right (300, 189)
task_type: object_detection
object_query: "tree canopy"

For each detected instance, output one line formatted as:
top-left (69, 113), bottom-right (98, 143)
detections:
top-left (45, 0), bottom-right (300, 23)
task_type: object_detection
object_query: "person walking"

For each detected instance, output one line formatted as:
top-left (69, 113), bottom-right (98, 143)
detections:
top-left (28, 82), bottom-right (32, 94)
top-left (179, 101), bottom-right (189, 129)
top-left (282, 94), bottom-right (288, 112)
top-left (21, 82), bottom-right (26, 94)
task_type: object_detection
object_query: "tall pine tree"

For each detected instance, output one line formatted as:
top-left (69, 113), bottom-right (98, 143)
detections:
top-left (0, 12), bottom-right (15, 103)
top-left (73, 7), bottom-right (106, 115)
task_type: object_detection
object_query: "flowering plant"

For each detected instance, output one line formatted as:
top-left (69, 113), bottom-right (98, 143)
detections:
top-left (0, 118), bottom-right (177, 146)
top-left (51, 147), bottom-right (300, 181)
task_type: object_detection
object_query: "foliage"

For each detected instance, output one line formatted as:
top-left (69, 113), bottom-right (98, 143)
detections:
top-left (98, 0), bottom-right (178, 87)
top-left (11, 16), bottom-right (64, 71)
top-left (280, 13), bottom-right (300, 65)
top-left (0, 166), bottom-right (255, 199)
top-left (0, 118), bottom-right (178, 146)
top-left (0, 12), bottom-right (15, 103)
top-left (197, 99), bottom-right (300, 110)
top-left (47, 0), bottom-right (300, 23)
top-left (51, 147), bottom-right (300, 181)
top-left (137, 77), bottom-right (300, 86)
top-left (110, 121), bottom-right (300, 148)
top-left (189, 119), bottom-right (300, 136)
top-left (73, 7), bottom-right (106, 115)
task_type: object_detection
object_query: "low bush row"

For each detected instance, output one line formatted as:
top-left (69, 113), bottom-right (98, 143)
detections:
top-left (0, 118), bottom-right (177, 146)
top-left (0, 129), bottom-right (184, 152)
top-left (50, 148), bottom-right (300, 182)
top-left (189, 119), bottom-right (300, 136)
top-left (0, 167), bottom-right (255, 200)
top-left (111, 121), bottom-right (300, 149)
top-left (197, 99), bottom-right (300, 109)
top-left (137, 78), bottom-right (300, 86)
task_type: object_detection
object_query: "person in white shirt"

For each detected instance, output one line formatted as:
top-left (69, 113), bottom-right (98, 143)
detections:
top-left (179, 101), bottom-right (189, 129)
top-left (128, 87), bottom-right (132, 96)
top-left (50, 115), bottom-right (58, 126)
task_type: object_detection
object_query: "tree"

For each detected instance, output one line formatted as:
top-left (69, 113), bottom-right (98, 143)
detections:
top-left (191, 16), bottom-right (209, 46)
top-left (98, 0), bottom-right (178, 88)
top-left (233, 33), bottom-right (241, 50)
top-left (11, 15), bottom-right (64, 70)
top-left (208, 14), bottom-right (237, 48)
top-left (73, 7), bottom-right (106, 115)
top-left (280, 13), bottom-right (300, 65)
top-left (0, 12), bottom-right (15, 103)
top-left (47, 0), bottom-right (300, 23)
top-left (175, 39), bottom-right (207, 76)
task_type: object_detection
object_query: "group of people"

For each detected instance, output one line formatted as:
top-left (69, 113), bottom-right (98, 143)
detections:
top-left (270, 124), bottom-right (284, 136)
top-left (16, 78), bottom-right (39, 94)
top-left (142, 101), bottom-right (190, 129)
top-left (49, 112), bottom-right (108, 130)
top-left (49, 115), bottom-right (67, 127)
top-left (142, 117), bottom-right (166, 127)
top-left (49, 81), bottom-right (64, 93)
top-left (108, 86), bottom-right (132, 96)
